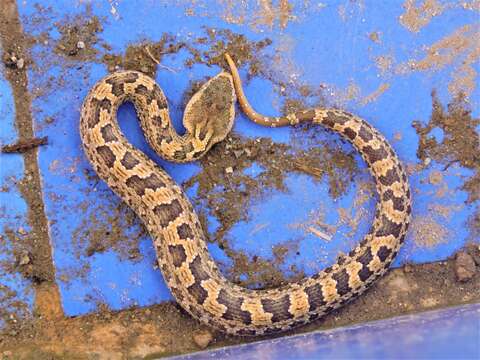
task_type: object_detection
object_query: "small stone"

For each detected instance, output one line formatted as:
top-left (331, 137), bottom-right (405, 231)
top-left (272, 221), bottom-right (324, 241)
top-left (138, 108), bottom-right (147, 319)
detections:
top-left (76, 41), bottom-right (85, 49)
top-left (17, 227), bottom-right (27, 235)
top-left (16, 58), bottom-right (24, 69)
top-left (455, 251), bottom-right (476, 282)
top-left (193, 329), bottom-right (213, 349)
top-left (3, 350), bottom-right (13, 357)
top-left (403, 264), bottom-right (414, 273)
top-left (466, 243), bottom-right (480, 266)
top-left (225, 166), bottom-right (233, 174)
top-left (145, 308), bottom-right (151, 316)
top-left (423, 157), bottom-right (431, 166)
top-left (244, 148), bottom-right (252, 157)
top-left (19, 252), bottom-right (31, 266)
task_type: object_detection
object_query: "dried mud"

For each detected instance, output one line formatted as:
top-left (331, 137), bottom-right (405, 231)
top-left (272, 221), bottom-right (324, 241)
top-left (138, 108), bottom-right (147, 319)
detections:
top-left (413, 92), bottom-right (480, 204)
top-left (182, 127), bottom-right (358, 289)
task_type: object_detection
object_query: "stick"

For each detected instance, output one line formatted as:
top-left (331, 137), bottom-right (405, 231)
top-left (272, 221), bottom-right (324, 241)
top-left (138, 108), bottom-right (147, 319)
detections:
top-left (1, 136), bottom-right (48, 153)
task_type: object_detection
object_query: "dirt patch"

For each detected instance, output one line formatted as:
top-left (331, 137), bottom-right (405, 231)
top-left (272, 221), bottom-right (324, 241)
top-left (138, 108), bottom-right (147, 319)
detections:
top-left (102, 34), bottom-right (185, 78)
top-left (182, 125), bottom-right (358, 289)
top-left (401, 23), bottom-right (480, 97)
top-left (101, 28), bottom-right (272, 80)
top-left (1, 1), bottom-right (62, 347)
top-left (412, 91), bottom-right (480, 204)
top-left (399, 0), bottom-right (444, 33)
top-left (182, 0), bottom-right (315, 32)
top-left (183, 28), bottom-right (272, 72)
top-left (411, 92), bottom-right (479, 246)
top-left (73, 200), bottom-right (147, 262)
top-left (410, 215), bottom-right (449, 248)
top-left (54, 8), bottom-right (105, 61)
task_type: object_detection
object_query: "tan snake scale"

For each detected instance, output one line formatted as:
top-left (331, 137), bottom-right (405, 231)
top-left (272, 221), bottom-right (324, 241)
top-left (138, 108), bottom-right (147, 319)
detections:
top-left (79, 54), bottom-right (411, 336)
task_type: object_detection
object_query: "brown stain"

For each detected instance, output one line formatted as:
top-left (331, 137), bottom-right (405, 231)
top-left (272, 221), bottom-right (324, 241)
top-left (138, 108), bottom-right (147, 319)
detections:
top-left (399, 0), bottom-right (445, 33)
top-left (360, 83), bottom-right (391, 106)
top-left (72, 199), bottom-right (147, 261)
top-left (368, 31), bottom-right (382, 43)
top-left (412, 92), bottom-right (480, 204)
top-left (255, 0), bottom-right (293, 30)
top-left (34, 283), bottom-right (64, 321)
top-left (410, 215), bottom-right (449, 248)
top-left (400, 23), bottom-right (480, 97)
top-left (183, 0), bottom-right (316, 31)
top-left (54, 8), bottom-right (105, 61)
top-left (411, 92), bottom-right (479, 248)
top-left (375, 55), bottom-right (394, 76)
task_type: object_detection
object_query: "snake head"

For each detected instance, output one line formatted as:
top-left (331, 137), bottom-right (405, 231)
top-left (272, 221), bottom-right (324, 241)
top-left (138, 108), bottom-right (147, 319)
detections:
top-left (183, 72), bottom-right (236, 151)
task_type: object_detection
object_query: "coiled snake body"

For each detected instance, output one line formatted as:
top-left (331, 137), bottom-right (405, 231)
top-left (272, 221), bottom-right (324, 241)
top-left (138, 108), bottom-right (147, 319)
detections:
top-left (80, 54), bottom-right (411, 336)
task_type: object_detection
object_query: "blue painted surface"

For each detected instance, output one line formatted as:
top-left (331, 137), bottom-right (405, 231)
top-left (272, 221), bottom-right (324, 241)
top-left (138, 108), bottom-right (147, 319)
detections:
top-left (173, 304), bottom-right (480, 360)
top-left (0, 66), bottom-right (35, 326)
top-left (0, 1), bottom-right (477, 319)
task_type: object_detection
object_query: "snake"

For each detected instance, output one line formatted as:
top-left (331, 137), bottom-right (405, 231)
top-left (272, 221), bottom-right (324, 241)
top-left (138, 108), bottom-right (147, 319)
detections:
top-left (79, 53), bottom-right (411, 336)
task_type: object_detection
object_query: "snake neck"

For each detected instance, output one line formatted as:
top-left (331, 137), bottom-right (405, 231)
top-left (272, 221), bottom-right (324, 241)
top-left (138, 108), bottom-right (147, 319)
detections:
top-left (81, 70), bottom-right (236, 164)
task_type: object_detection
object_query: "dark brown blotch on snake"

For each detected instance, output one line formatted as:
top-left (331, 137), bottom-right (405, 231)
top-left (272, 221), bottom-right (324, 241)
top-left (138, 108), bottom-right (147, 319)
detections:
top-left (125, 173), bottom-right (166, 196)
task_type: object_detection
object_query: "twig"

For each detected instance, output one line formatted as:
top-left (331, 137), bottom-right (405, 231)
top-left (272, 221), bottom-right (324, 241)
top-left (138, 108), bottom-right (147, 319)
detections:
top-left (293, 160), bottom-right (323, 179)
top-left (307, 226), bottom-right (332, 242)
top-left (144, 46), bottom-right (177, 73)
top-left (1, 136), bottom-right (48, 153)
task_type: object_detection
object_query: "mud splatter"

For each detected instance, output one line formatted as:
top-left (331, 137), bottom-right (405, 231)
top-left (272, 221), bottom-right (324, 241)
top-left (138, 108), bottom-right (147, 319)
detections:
top-left (412, 92), bottom-right (480, 203)
top-left (54, 9), bottom-right (106, 60)
top-left (375, 55), bottom-right (394, 76)
top-left (411, 215), bottom-right (449, 248)
top-left (402, 24), bottom-right (480, 97)
top-left (182, 0), bottom-right (322, 31)
top-left (183, 28), bottom-right (272, 73)
top-left (72, 200), bottom-right (146, 261)
top-left (368, 31), bottom-right (382, 43)
top-left (361, 83), bottom-right (391, 105)
top-left (102, 34), bottom-right (185, 78)
top-left (182, 126), bottom-right (359, 288)
top-left (399, 0), bottom-right (444, 33)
